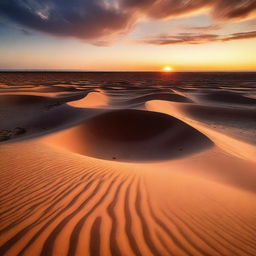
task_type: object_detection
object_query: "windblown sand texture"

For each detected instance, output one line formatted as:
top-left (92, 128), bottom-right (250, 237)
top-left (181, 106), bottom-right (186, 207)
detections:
top-left (0, 72), bottom-right (256, 256)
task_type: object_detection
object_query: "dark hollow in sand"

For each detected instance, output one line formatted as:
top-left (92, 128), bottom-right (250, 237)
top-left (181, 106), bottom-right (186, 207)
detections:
top-left (50, 109), bottom-right (213, 161)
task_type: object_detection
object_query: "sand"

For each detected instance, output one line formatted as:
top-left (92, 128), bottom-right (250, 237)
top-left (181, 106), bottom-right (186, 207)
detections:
top-left (0, 72), bottom-right (256, 256)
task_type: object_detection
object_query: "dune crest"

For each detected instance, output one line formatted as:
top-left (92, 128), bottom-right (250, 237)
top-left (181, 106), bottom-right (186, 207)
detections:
top-left (67, 92), bottom-right (109, 108)
top-left (146, 100), bottom-right (256, 162)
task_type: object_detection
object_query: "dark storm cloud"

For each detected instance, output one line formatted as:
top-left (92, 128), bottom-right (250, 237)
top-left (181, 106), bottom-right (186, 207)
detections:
top-left (0, 0), bottom-right (135, 42)
top-left (141, 30), bottom-right (256, 45)
top-left (0, 0), bottom-right (255, 43)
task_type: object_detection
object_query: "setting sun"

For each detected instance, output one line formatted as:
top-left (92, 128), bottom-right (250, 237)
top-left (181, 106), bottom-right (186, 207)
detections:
top-left (162, 66), bottom-right (174, 72)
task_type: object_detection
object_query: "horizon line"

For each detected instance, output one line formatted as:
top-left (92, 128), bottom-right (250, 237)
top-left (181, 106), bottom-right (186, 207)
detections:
top-left (0, 69), bottom-right (256, 73)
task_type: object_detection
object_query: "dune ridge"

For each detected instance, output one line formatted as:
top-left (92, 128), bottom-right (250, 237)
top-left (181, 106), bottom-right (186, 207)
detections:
top-left (146, 100), bottom-right (256, 162)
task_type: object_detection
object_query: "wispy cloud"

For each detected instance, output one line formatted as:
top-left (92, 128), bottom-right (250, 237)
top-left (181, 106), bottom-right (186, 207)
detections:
top-left (222, 30), bottom-right (256, 41)
top-left (140, 30), bottom-right (256, 45)
top-left (185, 24), bottom-right (223, 32)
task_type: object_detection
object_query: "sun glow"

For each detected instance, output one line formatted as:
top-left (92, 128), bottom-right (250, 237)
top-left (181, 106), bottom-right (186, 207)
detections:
top-left (162, 66), bottom-right (173, 72)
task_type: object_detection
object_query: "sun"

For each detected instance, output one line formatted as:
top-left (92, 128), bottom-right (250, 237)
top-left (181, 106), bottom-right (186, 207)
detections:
top-left (162, 66), bottom-right (174, 72)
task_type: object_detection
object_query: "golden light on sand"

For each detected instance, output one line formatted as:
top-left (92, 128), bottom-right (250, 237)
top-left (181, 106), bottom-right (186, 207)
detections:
top-left (1, 73), bottom-right (256, 256)
top-left (162, 66), bottom-right (173, 72)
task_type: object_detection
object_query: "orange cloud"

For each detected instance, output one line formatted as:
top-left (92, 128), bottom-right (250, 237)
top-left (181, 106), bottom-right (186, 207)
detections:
top-left (140, 30), bottom-right (256, 45)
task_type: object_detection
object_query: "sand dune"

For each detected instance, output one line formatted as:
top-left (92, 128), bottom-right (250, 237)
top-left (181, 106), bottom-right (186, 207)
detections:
top-left (146, 100), bottom-right (256, 162)
top-left (0, 86), bottom-right (78, 94)
top-left (67, 92), bottom-right (109, 108)
top-left (169, 103), bottom-right (256, 144)
top-left (0, 93), bottom-right (101, 143)
top-left (43, 109), bottom-right (212, 161)
top-left (0, 93), bottom-right (89, 108)
top-left (112, 93), bottom-right (192, 107)
top-left (0, 72), bottom-right (256, 256)
top-left (197, 91), bottom-right (256, 106)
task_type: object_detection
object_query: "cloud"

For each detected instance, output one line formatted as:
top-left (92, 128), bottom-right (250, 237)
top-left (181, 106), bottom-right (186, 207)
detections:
top-left (21, 29), bottom-right (33, 36)
top-left (140, 30), bottom-right (256, 45)
top-left (0, 0), bottom-right (255, 44)
top-left (141, 33), bottom-right (219, 45)
top-left (122, 0), bottom-right (210, 18)
top-left (185, 24), bottom-right (223, 32)
top-left (123, 0), bottom-right (256, 20)
top-left (212, 0), bottom-right (256, 20)
top-left (222, 30), bottom-right (256, 41)
top-left (0, 0), bottom-right (136, 43)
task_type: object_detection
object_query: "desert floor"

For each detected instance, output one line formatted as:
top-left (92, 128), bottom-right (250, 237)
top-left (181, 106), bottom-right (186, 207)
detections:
top-left (0, 72), bottom-right (256, 256)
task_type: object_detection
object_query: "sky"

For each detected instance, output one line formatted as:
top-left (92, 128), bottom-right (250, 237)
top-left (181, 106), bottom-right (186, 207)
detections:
top-left (0, 0), bottom-right (256, 71)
